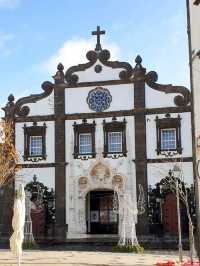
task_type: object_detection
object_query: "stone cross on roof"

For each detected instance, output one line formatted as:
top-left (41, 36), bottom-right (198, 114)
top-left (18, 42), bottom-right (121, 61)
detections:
top-left (92, 25), bottom-right (105, 51)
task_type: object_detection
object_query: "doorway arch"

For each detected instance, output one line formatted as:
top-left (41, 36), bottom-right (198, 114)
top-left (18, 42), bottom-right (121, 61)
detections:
top-left (86, 189), bottom-right (118, 234)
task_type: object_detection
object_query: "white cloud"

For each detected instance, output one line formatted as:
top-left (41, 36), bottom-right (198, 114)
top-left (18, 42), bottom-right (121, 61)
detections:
top-left (0, 0), bottom-right (20, 8)
top-left (40, 37), bottom-right (121, 74)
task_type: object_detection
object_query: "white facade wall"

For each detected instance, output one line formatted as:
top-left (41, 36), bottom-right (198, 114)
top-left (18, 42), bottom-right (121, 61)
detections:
top-left (145, 85), bottom-right (184, 109)
top-left (12, 42), bottom-right (194, 239)
top-left (16, 167), bottom-right (55, 190)
top-left (75, 60), bottom-right (124, 83)
top-left (17, 92), bottom-right (54, 117)
top-left (147, 162), bottom-right (194, 187)
top-left (15, 121), bottom-right (55, 164)
top-left (190, 2), bottom-right (200, 135)
top-left (65, 84), bottom-right (134, 114)
top-left (65, 116), bottom-right (136, 237)
top-left (189, 0), bottom-right (200, 234)
top-left (146, 112), bottom-right (192, 159)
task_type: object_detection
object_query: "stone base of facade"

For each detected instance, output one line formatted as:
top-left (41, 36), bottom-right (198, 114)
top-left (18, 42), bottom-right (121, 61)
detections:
top-left (66, 233), bottom-right (119, 240)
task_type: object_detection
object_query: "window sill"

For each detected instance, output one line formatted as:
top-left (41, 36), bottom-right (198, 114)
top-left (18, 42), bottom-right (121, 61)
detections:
top-left (103, 152), bottom-right (127, 159)
top-left (156, 149), bottom-right (182, 156)
top-left (23, 155), bottom-right (47, 162)
top-left (73, 153), bottom-right (96, 160)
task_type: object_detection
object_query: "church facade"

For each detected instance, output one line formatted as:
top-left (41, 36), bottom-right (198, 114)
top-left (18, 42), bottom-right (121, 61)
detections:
top-left (1, 27), bottom-right (194, 242)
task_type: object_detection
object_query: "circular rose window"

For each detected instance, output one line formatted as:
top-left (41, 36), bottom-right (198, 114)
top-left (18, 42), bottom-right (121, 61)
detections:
top-left (87, 87), bottom-right (112, 112)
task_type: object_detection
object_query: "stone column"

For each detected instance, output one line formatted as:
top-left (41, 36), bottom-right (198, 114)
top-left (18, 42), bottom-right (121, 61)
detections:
top-left (54, 66), bottom-right (66, 241)
top-left (133, 56), bottom-right (149, 237)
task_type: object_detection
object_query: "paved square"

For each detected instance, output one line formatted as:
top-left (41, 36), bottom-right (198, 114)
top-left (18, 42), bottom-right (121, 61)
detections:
top-left (0, 249), bottom-right (194, 266)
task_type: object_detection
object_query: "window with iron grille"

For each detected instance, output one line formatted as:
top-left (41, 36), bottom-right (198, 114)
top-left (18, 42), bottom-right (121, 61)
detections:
top-left (79, 133), bottom-right (92, 154)
top-left (155, 115), bottom-right (182, 155)
top-left (161, 129), bottom-right (176, 151)
top-left (23, 122), bottom-right (47, 161)
top-left (103, 118), bottom-right (127, 158)
top-left (30, 136), bottom-right (43, 156)
top-left (108, 132), bottom-right (122, 153)
top-left (73, 119), bottom-right (96, 159)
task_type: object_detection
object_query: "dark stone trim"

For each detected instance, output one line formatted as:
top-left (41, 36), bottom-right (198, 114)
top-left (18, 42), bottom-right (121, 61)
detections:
top-left (23, 122), bottom-right (47, 162)
top-left (145, 106), bottom-right (191, 115)
top-left (73, 119), bottom-right (96, 159)
top-left (145, 71), bottom-right (191, 107)
top-left (147, 157), bottom-right (193, 163)
top-left (19, 162), bottom-right (68, 168)
top-left (15, 115), bottom-right (55, 122)
top-left (155, 115), bottom-right (182, 155)
top-left (14, 106), bottom-right (191, 123)
top-left (65, 49), bottom-right (132, 85)
top-left (133, 58), bottom-right (149, 235)
top-left (54, 84), bottom-right (66, 240)
top-left (194, 0), bottom-right (200, 5)
top-left (67, 107), bottom-right (191, 120)
top-left (57, 79), bottom-right (133, 88)
top-left (102, 117), bottom-right (127, 158)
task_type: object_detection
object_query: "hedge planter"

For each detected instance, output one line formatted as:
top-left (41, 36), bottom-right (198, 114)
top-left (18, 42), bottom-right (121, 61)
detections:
top-left (112, 244), bottom-right (144, 253)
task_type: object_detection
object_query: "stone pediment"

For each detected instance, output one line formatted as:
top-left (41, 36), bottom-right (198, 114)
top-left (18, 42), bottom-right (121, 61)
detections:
top-left (2, 27), bottom-right (192, 118)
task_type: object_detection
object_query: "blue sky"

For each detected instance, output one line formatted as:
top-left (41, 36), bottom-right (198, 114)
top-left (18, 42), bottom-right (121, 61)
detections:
top-left (0, 0), bottom-right (189, 114)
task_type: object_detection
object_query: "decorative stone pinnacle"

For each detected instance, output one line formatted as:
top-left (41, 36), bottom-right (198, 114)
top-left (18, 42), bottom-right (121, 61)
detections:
top-left (57, 63), bottom-right (64, 71)
top-left (8, 94), bottom-right (15, 103)
top-left (135, 55), bottom-right (142, 65)
top-left (134, 55), bottom-right (146, 75)
top-left (53, 63), bottom-right (65, 84)
top-left (2, 93), bottom-right (15, 118)
top-left (33, 174), bottom-right (37, 183)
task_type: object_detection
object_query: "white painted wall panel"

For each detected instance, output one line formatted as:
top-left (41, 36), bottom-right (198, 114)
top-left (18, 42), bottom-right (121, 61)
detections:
top-left (145, 85), bottom-right (184, 108)
top-left (15, 121), bottom-right (55, 164)
top-left (65, 116), bottom-right (136, 231)
top-left (65, 84), bottom-right (134, 114)
top-left (146, 112), bottom-right (192, 159)
top-left (16, 167), bottom-right (55, 190)
top-left (65, 116), bottom-right (135, 164)
top-left (75, 60), bottom-right (124, 83)
top-left (18, 92), bottom-right (54, 117)
top-left (147, 162), bottom-right (194, 186)
top-left (190, 3), bottom-right (200, 136)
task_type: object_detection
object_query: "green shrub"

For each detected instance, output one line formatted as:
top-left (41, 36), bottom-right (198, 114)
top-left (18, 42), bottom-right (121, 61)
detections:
top-left (23, 241), bottom-right (38, 250)
top-left (112, 244), bottom-right (144, 253)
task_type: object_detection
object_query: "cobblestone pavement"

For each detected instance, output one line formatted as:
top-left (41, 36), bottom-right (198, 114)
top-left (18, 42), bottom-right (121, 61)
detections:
top-left (0, 249), bottom-right (195, 266)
